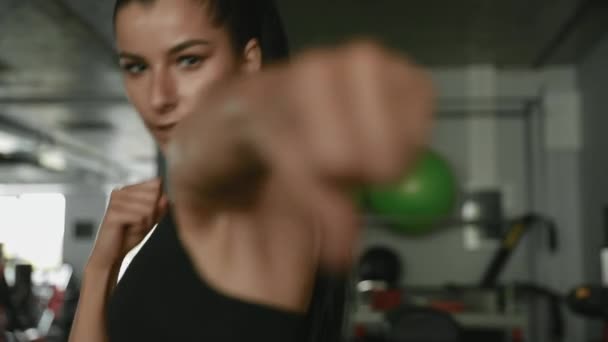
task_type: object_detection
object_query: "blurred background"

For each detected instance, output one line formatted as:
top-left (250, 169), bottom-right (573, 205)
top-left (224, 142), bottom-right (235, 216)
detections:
top-left (0, 0), bottom-right (608, 341)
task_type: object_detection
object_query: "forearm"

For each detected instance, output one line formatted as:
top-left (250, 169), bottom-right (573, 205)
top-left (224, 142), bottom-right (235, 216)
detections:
top-left (68, 263), bottom-right (120, 342)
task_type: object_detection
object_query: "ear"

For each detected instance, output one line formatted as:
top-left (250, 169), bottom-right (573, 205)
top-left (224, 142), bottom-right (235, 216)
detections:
top-left (241, 38), bottom-right (262, 73)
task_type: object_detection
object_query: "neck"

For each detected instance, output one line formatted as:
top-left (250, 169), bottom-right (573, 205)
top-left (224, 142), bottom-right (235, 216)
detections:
top-left (172, 180), bottom-right (321, 313)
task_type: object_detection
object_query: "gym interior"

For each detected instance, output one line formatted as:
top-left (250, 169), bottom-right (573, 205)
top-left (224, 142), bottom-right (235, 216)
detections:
top-left (1, 1), bottom-right (608, 341)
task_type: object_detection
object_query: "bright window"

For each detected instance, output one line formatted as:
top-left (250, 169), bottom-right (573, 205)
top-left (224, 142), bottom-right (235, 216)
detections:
top-left (0, 194), bottom-right (66, 270)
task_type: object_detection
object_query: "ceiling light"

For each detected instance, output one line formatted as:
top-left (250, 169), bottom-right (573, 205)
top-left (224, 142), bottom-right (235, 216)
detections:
top-left (0, 131), bottom-right (21, 153)
top-left (38, 149), bottom-right (67, 172)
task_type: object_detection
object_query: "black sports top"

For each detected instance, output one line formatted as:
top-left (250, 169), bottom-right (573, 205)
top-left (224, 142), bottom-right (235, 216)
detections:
top-left (106, 210), bottom-right (308, 342)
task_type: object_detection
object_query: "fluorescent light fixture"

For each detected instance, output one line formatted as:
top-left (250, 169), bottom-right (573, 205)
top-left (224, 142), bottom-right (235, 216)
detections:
top-left (0, 131), bottom-right (21, 154)
top-left (38, 149), bottom-right (67, 171)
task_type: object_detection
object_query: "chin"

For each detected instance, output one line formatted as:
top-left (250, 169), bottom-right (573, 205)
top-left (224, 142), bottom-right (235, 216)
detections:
top-left (158, 142), bottom-right (169, 157)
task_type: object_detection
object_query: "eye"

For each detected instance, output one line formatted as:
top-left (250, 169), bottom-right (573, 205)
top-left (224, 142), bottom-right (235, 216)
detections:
top-left (177, 55), bottom-right (204, 68)
top-left (120, 62), bottom-right (148, 75)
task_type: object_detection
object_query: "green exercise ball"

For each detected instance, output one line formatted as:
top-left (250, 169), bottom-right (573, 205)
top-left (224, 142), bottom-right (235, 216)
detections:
top-left (367, 150), bottom-right (457, 234)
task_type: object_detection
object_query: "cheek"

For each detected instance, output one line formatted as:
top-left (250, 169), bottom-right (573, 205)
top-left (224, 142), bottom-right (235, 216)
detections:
top-left (178, 57), bottom-right (240, 109)
top-left (124, 78), bottom-right (155, 128)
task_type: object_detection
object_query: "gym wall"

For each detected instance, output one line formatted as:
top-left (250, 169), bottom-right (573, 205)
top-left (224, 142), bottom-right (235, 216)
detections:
top-left (578, 31), bottom-right (608, 342)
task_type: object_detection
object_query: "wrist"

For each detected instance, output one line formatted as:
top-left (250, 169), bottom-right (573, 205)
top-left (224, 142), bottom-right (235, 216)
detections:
top-left (83, 261), bottom-right (121, 293)
top-left (85, 255), bottom-right (121, 277)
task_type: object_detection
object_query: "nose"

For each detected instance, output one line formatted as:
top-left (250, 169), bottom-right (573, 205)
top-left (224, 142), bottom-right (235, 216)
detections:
top-left (150, 68), bottom-right (178, 115)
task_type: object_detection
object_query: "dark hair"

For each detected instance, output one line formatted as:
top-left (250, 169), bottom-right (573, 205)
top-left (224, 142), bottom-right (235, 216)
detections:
top-left (113, 0), bottom-right (289, 65)
top-left (116, 1), bottom-right (346, 341)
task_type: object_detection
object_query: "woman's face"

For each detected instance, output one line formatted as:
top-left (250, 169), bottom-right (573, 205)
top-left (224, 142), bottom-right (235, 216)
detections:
top-left (115, 0), bottom-right (260, 153)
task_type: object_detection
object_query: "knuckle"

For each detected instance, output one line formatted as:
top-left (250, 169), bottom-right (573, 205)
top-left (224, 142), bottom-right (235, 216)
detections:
top-left (348, 40), bottom-right (387, 66)
top-left (293, 49), bottom-right (333, 74)
top-left (348, 40), bottom-right (383, 55)
top-left (106, 202), bottom-right (121, 214)
top-left (296, 56), bottom-right (337, 85)
top-left (366, 144), bottom-right (408, 183)
top-left (109, 190), bottom-right (121, 201)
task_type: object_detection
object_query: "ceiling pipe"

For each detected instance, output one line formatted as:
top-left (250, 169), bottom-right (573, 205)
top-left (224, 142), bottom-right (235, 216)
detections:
top-left (532, 0), bottom-right (607, 68)
top-left (0, 95), bottom-right (129, 105)
top-left (0, 113), bottom-right (131, 180)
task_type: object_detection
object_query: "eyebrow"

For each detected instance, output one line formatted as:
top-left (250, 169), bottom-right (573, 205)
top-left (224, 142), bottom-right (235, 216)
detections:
top-left (118, 39), bottom-right (211, 60)
top-left (168, 39), bottom-right (211, 55)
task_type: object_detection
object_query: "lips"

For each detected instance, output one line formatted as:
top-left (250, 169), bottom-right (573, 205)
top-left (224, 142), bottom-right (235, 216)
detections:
top-left (157, 122), bottom-right (178, 130)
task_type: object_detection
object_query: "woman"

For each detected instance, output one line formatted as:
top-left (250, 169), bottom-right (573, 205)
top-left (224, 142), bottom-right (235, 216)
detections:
top-left (68, 0), bottom-right (433, 341)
